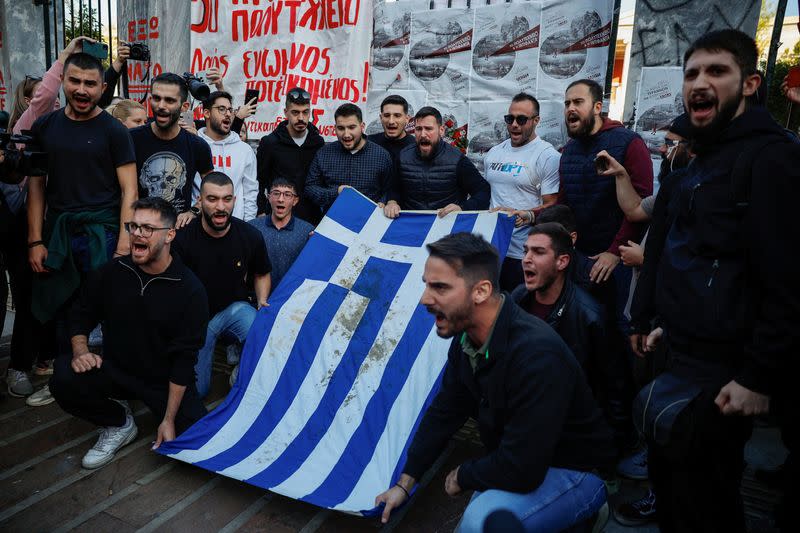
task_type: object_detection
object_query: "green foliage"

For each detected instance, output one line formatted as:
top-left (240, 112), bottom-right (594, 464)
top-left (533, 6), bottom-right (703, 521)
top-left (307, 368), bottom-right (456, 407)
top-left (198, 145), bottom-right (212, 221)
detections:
top-left (64, 4), bottom-right (104, 43)
top-left (762, 42), bottom-right (800, 131)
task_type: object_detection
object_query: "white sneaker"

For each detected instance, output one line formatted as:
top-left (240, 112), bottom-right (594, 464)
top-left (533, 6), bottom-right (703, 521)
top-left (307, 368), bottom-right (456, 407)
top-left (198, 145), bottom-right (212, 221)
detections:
top-left (26, 384), bottom-right (55, 406)
top-left (82, 415), bottom-right (138, 469)
top-left (6, 369), bottom-right (34, 397)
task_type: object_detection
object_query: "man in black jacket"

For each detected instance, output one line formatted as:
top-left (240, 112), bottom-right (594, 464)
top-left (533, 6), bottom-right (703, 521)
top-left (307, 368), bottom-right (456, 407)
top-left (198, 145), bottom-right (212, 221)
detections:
top-left (630, 30), bottom-right (800, 532)
top-left (375, 233), bottom-right (613, 531)
top-left (383, 107), bottom-right (489, 218)
top-left (256, 88), bottom-right (325, 224)
top-left (50, 197), bottom-right (209, 470)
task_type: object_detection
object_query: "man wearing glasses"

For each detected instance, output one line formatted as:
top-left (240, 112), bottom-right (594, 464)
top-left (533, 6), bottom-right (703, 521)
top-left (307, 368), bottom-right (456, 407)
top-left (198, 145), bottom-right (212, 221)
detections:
top-left (256, 87), bottom-right (325, 224)
top-left (249, 177), bottom-right (314, 289)
top-left (50, 197), bottom-right (209, 470)
top-left (195, 91), bottom-right (258, 221)
top-left (484, 93), bottom-right (561, 291)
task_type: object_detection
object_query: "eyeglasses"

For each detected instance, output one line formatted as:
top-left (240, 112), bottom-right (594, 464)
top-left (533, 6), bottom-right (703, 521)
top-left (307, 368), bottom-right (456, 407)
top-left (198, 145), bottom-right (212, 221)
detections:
top-left (503, 114), bottom-right (538, 126)
top-left (287, 88), bottom-right (311, 104)
top-left (124, 222), bottom-right (172, 237)
top-left (269, 190), bottom-right (297, 199)
top-left (212, 106), bottom-right (234, 115)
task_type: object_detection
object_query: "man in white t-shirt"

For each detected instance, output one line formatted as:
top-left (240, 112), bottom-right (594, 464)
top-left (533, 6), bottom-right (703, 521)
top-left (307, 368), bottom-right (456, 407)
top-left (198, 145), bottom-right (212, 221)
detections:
top-left (485, 93), bottom-right (561, 290)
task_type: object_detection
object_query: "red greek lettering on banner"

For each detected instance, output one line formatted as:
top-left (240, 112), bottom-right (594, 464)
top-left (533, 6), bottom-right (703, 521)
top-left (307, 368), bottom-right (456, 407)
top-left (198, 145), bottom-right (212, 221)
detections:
top-left (192, 0), bottom-right (220, 33)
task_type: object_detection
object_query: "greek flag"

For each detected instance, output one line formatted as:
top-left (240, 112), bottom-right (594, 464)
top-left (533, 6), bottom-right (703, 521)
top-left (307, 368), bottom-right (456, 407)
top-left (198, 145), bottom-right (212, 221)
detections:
top-left (158, 189), bottom-right (514, 514)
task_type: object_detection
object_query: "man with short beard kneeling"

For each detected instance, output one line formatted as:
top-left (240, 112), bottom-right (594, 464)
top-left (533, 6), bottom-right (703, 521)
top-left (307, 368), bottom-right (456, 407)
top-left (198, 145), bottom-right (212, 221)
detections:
top-left (50, 198), bottom-right (209, 469)
top-left (375, 233), bottom-right (614, 532)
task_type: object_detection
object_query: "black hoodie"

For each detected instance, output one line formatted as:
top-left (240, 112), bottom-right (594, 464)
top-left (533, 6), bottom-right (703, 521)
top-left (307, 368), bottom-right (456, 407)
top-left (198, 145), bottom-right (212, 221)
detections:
top-left (256, 120), bottom-right (325, 223)
top-left (632, 106), bottom-right (800, 395)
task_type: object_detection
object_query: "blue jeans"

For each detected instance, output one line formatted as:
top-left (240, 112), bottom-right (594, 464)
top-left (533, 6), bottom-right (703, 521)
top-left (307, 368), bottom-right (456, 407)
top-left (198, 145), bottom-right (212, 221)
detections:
top-left (455, 468), bottom-right (606, 533)
top-left (195, 301), bottom-right (256, 398)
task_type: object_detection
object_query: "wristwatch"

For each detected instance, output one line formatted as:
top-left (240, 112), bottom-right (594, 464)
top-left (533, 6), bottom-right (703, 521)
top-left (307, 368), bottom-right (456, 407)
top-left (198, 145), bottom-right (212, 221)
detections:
top-left (190, 206), bottom-right (201, 216)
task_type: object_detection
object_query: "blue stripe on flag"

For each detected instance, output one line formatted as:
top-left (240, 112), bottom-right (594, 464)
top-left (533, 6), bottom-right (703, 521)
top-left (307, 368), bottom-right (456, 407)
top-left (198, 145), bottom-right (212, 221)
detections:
top-left (303, 303), bottom-right (440, 508)
top-left (325, 188), bottom-right (375, 234)
top-left (380, 213), bottom-right (436, 247)
top-left (490, 214), bottom-right (514, 260)
top-left (450, 213), bottom-right (478, 235)
top-left (245, 256), bottom-right (410, 488)
top-left (192, 282), bottom-right (351, 472)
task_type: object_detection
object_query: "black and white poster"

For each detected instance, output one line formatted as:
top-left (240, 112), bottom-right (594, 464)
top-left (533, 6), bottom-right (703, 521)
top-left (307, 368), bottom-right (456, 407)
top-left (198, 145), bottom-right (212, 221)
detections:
top-left (467, 101), bottom-right (511, 173)
top-left (537, 99), bottom-right (568, 151)
top-left (633, 67), bottom-right (684, 181)
top-left (371, 0), bottom-right (430, 91)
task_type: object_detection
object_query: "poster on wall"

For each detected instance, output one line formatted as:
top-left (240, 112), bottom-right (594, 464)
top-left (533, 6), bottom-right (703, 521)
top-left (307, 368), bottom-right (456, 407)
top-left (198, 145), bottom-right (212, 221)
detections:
top-left (466, 101), bottom-right (510, 173)
top-left (469, 2), bottom-right (541, 101)
top-left (633, 67), bottom-right (684, 181)
top-left (537, 99), bottom-right (567, 151)
top-left (371, 0), bottom-right (429, 91)
top-left (364, 89), bottom-right (427, 136)
top-left (535, 0), bottom-right (613, 101)
top-left (409, 7), bottom-right (473, 102)
top-left (190, 0), bottom-right (373, 140)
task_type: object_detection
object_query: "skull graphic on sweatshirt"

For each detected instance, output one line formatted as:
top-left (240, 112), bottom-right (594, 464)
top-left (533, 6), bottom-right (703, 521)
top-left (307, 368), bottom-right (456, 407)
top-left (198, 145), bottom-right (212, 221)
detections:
top-left (139, 151), bottom-right (187, 210)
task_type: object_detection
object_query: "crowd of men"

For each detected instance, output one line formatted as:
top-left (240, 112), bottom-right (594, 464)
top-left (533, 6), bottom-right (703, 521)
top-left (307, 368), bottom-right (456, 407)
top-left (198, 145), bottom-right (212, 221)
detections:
top-left (1, 28), bottom-right (797, 532)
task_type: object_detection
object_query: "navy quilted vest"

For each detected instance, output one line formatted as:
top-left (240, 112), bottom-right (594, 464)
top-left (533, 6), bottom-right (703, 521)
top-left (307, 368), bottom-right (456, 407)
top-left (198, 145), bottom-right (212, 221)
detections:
top-left (560, 126), bottom-right (637, 255)
top-left (398, 140), bottom-right (464, 210)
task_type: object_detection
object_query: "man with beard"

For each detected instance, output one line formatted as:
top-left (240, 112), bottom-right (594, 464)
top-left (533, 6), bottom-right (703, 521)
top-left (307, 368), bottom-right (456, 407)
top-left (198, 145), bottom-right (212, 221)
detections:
top-left (367, 94), bottom-right (415, 165)
top-left (484, 93), bottom-right (561, 291)
top-left (256, 88), bottom-right (324, 223)
top-left (26, 52), bottom-right (138, 384)
top-left (629, 30), bottom-right (799, 532)
top-left (560, 79), bottom-right (652, 284)
top-left (306, 103), bottom-right (394, 214)
top-left (130, 73), bottom-right (213, 228)
top-left (172, 172), bottom-right (271, 398)
top-left (374, 233), bottom-right (613, 531)
top-left (49, 197), bottom-right (208, 469)
top-left (249, 177), bottom-right (314, 289)
top-left (383, 107), bottom-right (489, 218)
top-left (195, 91), bottom-right (258, 221)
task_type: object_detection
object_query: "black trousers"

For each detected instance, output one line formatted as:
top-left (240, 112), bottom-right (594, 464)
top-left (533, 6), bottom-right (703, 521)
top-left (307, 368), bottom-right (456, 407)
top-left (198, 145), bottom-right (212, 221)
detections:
top-left (647, 350), bottom-right (752, 533)
top-left (50, 357), bottom-right (207, 434)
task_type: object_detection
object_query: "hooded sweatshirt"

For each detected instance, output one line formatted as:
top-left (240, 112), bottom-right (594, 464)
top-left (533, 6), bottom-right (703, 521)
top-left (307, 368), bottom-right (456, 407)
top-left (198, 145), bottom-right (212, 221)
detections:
top-left (195, 128), bottom-right (258, 221)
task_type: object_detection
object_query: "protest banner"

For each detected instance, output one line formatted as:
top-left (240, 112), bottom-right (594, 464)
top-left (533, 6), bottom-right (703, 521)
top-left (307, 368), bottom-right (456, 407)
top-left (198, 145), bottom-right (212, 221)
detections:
top-left (469, 2), bottom-right (541, 101)
top-left (190, 0), bottom-right (372, 140)
top-left (633, 66), bottom-right (684, 185)
top-left (159, 188), bottom-right (514, 515)
top-left (536, 0), bottom-right (613, 101)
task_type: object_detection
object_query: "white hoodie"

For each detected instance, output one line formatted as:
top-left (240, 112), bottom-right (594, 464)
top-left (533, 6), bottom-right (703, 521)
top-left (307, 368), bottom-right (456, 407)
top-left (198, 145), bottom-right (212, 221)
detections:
top-left (195, 128), bottom-right (258, 221)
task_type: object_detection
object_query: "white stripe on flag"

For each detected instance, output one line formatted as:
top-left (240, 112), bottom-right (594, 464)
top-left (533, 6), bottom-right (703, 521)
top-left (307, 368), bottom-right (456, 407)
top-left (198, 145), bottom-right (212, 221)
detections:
top-left (220, 209), bottom-right (393, 480)
top-left (334, 212), bottom-right (502, 510)
top-left (269, 214), bottom-right (459, 498)
top-left (169, 280), bottom-right (328, 463)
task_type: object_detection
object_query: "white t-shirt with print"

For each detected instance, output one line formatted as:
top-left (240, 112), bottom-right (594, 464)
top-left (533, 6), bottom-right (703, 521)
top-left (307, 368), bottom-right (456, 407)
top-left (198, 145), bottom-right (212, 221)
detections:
top-left (484, 136), bottom-right (561, 259)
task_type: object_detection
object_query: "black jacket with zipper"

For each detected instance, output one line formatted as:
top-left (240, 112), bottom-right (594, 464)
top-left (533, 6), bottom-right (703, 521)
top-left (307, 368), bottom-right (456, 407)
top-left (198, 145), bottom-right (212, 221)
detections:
top-left (403, 296), bottom-right (614, 493)
top-left (631, 107), bottom-right (800, 395)
top-left (256, 120), bottom-right (325, 222)
top-left (69, 254), bottom-right (209, 387)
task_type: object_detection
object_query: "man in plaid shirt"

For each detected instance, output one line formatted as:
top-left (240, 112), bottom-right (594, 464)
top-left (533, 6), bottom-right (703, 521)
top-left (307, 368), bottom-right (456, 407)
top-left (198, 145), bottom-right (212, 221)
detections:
top-left (305, 103), bottom-right (395, 214)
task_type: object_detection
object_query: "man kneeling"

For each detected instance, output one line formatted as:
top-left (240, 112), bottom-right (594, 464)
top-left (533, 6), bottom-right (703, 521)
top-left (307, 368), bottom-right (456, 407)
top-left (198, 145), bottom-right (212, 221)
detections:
top-left (375, 233), bottom-right (614, 531)
top-left (51, 198), bottom-right (209, 469)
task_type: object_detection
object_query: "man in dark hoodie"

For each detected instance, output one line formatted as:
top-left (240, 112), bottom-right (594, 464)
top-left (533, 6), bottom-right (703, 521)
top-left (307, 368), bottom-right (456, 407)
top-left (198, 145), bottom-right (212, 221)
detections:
top-left (256, 88), bottom-right (325, 224)
top-left (631, 30), bottom-right (800, 532)
top-left (50, 197), bottom-right (208, 470)
top-left (560, 79), bottom-right (653, 283)
top-left (375, 233), bottom-right (613, 531)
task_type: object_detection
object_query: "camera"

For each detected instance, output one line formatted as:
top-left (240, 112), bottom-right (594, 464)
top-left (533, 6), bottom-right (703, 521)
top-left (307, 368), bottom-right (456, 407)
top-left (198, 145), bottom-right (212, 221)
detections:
top-left (0, 129), bottom-right (48, 184)
top-left (124, 41), bottom-right (151, 62)
top-left (182, 72), bottom-right (210, 101)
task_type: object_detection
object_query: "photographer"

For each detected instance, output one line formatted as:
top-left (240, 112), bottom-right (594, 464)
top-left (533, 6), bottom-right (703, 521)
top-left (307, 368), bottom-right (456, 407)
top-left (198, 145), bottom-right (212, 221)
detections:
top-left (99, 43), bottom-right (132, 108)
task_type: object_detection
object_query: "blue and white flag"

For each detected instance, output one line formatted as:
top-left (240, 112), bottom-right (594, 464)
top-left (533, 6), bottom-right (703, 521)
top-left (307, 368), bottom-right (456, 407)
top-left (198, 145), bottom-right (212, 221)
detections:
top-left (158, 189), bottom-right (514, 514)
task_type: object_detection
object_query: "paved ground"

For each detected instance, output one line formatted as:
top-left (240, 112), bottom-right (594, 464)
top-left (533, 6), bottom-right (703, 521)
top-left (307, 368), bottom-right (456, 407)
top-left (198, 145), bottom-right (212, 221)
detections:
top-left (0, 334), bottom-right (786, 532)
